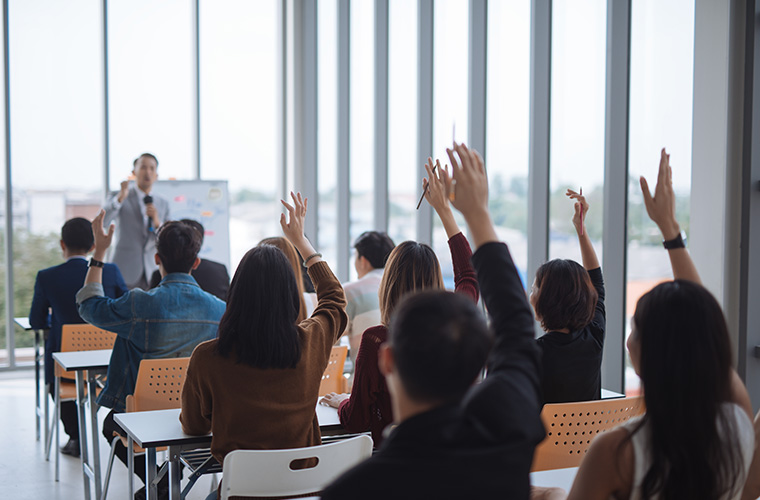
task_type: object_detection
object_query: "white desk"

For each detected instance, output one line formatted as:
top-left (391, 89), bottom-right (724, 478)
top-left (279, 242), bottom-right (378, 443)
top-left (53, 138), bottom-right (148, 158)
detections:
top-left (52, 349), bottom-right (112, 500)
top-left (601, 388), bottom-right (625, 399)
top-left (531, 466), bottom-right (579, 492)
top-left (115, 404), bottom-right (343, 500)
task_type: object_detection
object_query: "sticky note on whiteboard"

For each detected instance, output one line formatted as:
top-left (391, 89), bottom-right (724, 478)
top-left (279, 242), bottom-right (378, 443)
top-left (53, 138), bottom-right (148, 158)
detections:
top-left (201, 211), bottom-right (213, 217)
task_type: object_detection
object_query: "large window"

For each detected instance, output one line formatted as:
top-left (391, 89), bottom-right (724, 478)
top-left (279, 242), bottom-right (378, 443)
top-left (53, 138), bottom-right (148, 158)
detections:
top-left (549, 0), bottom-right (607, 266)
top-left (199, 0), bottom-right (279, 271)
top-left (626, 0), bottom-right (694, 395)
top-left (108, 0), bottom-right (195, 188)
top-left (8, 0), bottom-right (104, 360)
top-left (486, 0), bottom-right (531, 286)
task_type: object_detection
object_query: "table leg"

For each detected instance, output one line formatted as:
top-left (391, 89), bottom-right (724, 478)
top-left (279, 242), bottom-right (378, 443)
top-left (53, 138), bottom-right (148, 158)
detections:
top-left (75, 371), bottom-right (91, 500)
top-left (146, 448), bottom-right (158, 500)
top-left (87, 371), bottom-right (103, 500)
top-left (168, 446), bottom-right (181, 500)
top-left (128, 436), bottom-right (135, 500)
top-left (34, 329), bottom-right (40, 441)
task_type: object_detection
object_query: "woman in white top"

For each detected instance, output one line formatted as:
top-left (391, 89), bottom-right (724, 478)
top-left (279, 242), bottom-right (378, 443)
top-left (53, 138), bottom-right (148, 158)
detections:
top-left (547, 149), bottom-right (757, 500)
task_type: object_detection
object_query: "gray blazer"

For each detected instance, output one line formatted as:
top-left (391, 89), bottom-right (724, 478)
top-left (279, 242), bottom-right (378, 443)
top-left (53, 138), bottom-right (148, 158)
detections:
top-left (103, 186), bottom-right (170, 287)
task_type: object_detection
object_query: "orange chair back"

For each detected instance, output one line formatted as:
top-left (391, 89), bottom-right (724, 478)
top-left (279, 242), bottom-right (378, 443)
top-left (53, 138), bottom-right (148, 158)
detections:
top-left (532, 396), bottom-right (645, 471)
top-left (56, 324), bottom-right (117, 379)
top-left (318, 346), bottom-right (347, 396)
top-left (125, 357), bottom-right (190, 412)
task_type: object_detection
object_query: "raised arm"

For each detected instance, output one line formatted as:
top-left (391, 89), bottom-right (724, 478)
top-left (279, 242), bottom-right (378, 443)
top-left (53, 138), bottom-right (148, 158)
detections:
top-left (566, 189), bottom-right (599, 271)
top-left (640, 148), bottom-right (700, 284)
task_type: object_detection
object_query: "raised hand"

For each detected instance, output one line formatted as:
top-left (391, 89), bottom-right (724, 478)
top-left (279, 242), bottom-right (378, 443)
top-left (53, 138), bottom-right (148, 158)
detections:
top-left (118, 179), bottom-right (129, 203)
top-left (640, 148), bottom-right (680, 240)
top-left (423, 158), bottom-right (452, 214)
top-left (91, 209), bottom-right (115, 259)
top-left (280, 191), bottom-right (308, 245)
top-left (566, 189), bottom-right (588, 235)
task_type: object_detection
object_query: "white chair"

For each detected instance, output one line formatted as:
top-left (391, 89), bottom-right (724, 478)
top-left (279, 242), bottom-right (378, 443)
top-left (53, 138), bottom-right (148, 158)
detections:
top-left (219, 435), bottom-right (373, 500)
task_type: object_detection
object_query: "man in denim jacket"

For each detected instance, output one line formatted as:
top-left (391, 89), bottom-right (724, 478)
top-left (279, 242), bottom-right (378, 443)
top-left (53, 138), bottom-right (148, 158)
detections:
top-left (77, 211), bottom-right (226, 495)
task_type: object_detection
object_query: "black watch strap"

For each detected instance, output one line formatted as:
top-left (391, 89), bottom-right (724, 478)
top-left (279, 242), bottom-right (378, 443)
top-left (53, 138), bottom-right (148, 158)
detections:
top-left (662, 232), bottom-right (686, 250)
top-left (89, 258), bottom-right (105, 268)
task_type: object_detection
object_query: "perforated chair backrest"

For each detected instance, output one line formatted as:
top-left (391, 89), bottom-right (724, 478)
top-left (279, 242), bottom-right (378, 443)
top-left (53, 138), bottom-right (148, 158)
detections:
top-left (220, 435), bottom-right (373, 500)
top-left (56, 324), bottom-right (117, 378)
top-left (126, 357), bottom-right (190, 413)
top-left (532, 396), bottom-right (645, 471)
top-left (318, 346), bottom-right (347, 396)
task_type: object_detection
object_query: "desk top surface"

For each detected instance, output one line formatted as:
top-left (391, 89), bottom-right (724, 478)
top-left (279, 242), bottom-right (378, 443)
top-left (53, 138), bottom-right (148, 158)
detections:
top-left (530, 467), bottom-right (579, 491)
top-left (13, 317), bottom-right (31, 330)
top-left (52, 349), bottom-right (112, 370)
top-left (115, 404), bottom-right (342, 448)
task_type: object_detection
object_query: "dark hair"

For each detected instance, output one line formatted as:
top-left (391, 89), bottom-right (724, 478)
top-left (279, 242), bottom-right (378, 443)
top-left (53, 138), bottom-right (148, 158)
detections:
top-left (61, 217), bottom-right (94, 253)
top-left (257, 237), bottom-right (308, 322)
top-left (533, 259), bottom-right (597, 332)
top-left (133, 152), bottom-right (159, 167)
top-left (389, 291), bottom-right (492, 403)
top-left (630, 280), bottom-right (742, 499)
top-left (379, 241), bottom-right (444, 325)
top-left (180, 219), bottom-right (205, 246)
top-left (354, 231), bottom-right (396, 269)
top-left (216, 245), bottom-right (301, 369)
top-left (155, 221), bottom-right (201, 274)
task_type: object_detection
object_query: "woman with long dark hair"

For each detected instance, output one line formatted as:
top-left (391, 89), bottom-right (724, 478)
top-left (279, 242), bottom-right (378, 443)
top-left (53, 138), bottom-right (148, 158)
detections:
top-left (179, 192), bottom-right (347, 491)
top-left (557, 150), bottom-right (756, 500)
top-left (257, 236), bottom-right (315, 322)
top-left (320, 158), bottom-right (479, 446)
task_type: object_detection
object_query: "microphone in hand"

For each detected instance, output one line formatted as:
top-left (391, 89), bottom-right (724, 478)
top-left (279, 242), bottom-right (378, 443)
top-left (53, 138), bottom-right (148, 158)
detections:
top-left (143, 195), bottom-right (154, 230)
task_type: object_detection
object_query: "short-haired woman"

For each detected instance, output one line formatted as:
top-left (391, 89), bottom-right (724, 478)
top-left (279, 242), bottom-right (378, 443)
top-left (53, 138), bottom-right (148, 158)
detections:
top-left (320, 159), bottom-right (479, 447)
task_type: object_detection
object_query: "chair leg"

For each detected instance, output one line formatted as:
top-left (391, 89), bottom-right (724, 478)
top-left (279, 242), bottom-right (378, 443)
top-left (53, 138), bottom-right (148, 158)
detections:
top-left (54, 378), bottom-right (61, 482)
top-left (44, 383), bottom-right (50, 453)
top-left (100, 436), bottom-right (121, 500)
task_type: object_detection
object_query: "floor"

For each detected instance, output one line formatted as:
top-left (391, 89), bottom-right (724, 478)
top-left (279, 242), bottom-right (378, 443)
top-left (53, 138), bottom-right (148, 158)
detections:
top-left (0, 369), bottom-right (217, 500)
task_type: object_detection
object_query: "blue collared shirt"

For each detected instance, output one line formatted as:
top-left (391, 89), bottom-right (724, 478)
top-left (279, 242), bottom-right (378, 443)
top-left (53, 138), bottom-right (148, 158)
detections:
top-left (76, 273), bottom-right (226, 411)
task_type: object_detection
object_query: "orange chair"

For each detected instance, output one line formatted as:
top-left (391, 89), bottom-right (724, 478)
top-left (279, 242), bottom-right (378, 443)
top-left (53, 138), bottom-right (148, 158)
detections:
top-left (531, 396), bottom-right (645, 471)
top-left (102, 357), bottom-right (190, 500)
top-left (47, 324), bottom-right (116, 480)
top-left (318, 346), bottom-right (348, 396)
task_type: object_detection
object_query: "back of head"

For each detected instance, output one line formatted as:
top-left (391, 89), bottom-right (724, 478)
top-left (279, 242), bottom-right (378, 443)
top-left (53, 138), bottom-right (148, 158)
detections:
top-left (533, 259), bottom-right (597, 331)
top-left (62, 217), bottom-right (94, 253)
top-left (216, 245), bottom-right (301, 369)
top-left (156, 221), bottom-right (202, 274)
top-left (632, 280), bottom-right (740, 499)
top-left (379, 241), bottom-right (444, 325)
top-left (389, 291), bottom-right (492, 404)
top-left (257, 237), bottom-right (308, 322)
top-left (354, 231), bottom-right (396, 269)
top-left (179, 219), bottom-right (204, 246)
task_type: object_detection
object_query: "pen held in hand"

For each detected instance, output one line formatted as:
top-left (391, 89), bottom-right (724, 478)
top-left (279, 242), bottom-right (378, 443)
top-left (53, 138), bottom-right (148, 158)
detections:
top-left (579, 187), bottom-right (583, 236)
top-left (416, 164), bottom-right (438, 210)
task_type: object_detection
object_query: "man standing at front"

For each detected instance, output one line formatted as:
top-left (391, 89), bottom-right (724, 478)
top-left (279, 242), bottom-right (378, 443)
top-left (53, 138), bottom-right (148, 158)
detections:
top-left (104, 153), bottom-right (170, 289)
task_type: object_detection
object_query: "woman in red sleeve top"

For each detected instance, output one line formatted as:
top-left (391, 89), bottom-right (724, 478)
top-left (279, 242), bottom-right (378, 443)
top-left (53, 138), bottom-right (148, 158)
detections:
top-left (321, 159), bottom-right (479, 446)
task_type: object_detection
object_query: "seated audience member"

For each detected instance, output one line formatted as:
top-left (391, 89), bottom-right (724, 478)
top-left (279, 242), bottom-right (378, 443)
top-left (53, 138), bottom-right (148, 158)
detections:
top-left (531, 191), bottom-right (604, 403)
top-left (552, 149), bottom-right (756, 500)
top-left (180, 193), bottom-right (347, 497)
top-left (321, 142), bottom-right (544, 499)
top-left (342, 230), bottom-right (395, 366)
top-left (29, 217), bottom-right (127, 457)
top-left (149, 219), bottom-right (230, 300)
top-left (321, 157), bottom-right (479, 447)
top-left (77, 213), bottom-right (226, 498)
top-left (257, 236), bottom-right (316, 320)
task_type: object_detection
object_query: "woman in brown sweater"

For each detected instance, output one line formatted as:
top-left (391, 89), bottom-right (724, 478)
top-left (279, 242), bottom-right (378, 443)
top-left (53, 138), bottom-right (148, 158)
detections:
top-left (180, 192), bottom-right (347, 476)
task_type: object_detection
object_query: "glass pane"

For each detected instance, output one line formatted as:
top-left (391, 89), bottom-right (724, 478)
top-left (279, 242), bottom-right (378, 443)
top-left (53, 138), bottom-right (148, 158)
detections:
top-left (549, 0), bottom-right (606, 265)
top-left (387, 0), bottom-right (418, 247)
top-left (108, 0), bottom-right (195, 190)
top-left (432, 0), bottom-right (469, 289)
top-left (318, 0), bottom-right (339, 269)
top-left (348, 0), bottom-right (374, 281)
top-left (8, 0), bottom-right (103, 362)
top-left (199, 0), bottom-right (279, 271)
top-left (626, 0), bottom-right (694, 395)
top-left (486, 0), bottom-right (531, 287)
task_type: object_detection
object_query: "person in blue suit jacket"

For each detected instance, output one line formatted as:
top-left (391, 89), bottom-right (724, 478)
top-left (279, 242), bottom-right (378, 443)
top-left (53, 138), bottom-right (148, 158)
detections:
top-left (29, 217), bottom-right (128, 456)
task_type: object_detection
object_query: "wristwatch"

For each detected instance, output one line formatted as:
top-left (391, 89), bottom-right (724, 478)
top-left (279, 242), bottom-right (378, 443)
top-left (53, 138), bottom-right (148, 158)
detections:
top-left (89, 258), bottom-right (105, 268)
top-left (662, 231), bottom-right (686, 250)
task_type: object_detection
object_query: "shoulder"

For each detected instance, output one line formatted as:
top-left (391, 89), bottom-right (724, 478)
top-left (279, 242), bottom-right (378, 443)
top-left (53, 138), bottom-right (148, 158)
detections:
top-left (568, 426), bottom-right (633, 499)
top-left (362, 325), bottom-right (388, 343)
top-left (191, 339), bottom-right (218, 358)
top-left (322, 457), bottom-right (391, 500)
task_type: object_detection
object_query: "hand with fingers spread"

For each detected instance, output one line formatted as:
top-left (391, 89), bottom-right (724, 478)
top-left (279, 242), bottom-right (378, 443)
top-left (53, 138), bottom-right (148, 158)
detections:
top-left (91, 209), bottom-right (115, 260)
top-left (640, 148), bottom-right (680, 240)
top-left (280, 191), bottom-right (321, 267)
top-left (445, 142), bottom-right (496, 248)
top-left (423, 158), bottom-right (461, 238)
top-left (566, 189), bottom-right (589, 235)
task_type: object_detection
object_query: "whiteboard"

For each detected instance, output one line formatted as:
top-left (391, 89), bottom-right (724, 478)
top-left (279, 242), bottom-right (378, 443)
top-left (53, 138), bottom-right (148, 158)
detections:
top-left (150, 180), bottom-right (231, 270)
